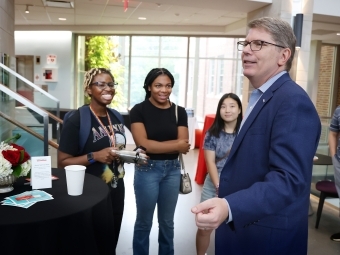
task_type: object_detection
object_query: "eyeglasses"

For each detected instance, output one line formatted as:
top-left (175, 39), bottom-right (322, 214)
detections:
top-left (91, 81), bottom-right (118, 90)
top-left (237, 40), bottom-right (286, 51)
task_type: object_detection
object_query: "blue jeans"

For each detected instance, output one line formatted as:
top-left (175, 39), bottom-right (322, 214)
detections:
top-left (133, 159), bottom-right (181, 255)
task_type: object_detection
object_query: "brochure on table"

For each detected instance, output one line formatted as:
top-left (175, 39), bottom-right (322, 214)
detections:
top-left (31, 156), bottom-right (52, 189)
top-left (1, 190), bottom-right (54, 208)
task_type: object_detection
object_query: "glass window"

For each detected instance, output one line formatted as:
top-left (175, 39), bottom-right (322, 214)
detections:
top-left (129, 57), bottom-right (159, 106)
top-left (217, 57), bottom-right (224, 94)
top-left (76, 35), bottom-right (244, 123)
top-left (161, 37), bottom-right (188, 57)
top-left (208, 59), bottom-right (215, 94)
top-left (131, 36), bottom-right (160, 57)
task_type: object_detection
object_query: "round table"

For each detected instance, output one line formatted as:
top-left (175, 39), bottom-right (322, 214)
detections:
top-left (195, 114), bottom-right (215, 184)
top-left (0, 169), bottom-right (115, 255)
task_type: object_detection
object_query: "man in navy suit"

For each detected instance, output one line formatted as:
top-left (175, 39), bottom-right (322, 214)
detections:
top-left (192, 17), bottom-right (321, 255)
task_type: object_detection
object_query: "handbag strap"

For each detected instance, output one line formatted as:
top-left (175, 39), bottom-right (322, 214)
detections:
top-left (175, 104), bottom-right (186, 174)
top-left (175, 104), bottom-right (178, 123)
top-left (179, 153), bottom-right (185, 173)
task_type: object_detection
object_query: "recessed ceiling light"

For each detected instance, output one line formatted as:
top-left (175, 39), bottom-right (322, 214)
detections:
top-left (337, 33), bottom-right (340, 36)
top-left (59, 18), bottom-right (67, 21)
top-left (138, 17), bottom-right (146, 20)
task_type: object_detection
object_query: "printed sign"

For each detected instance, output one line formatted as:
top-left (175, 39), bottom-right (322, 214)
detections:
top-left (47, 54), bottom-right (57, 64)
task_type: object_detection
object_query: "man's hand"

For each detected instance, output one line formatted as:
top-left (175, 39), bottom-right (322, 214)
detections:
top-left (191, 197), bottom-right (229, 230)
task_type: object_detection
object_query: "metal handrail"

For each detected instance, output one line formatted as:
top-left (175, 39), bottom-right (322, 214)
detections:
top-left (40, 108), bottom-right (63, 123)
top-left (0, 111), bottom-right (58, 149)
top-left (0, 62), bottom-right (61, 142)
top-left (0, 84), bottom-right (50, 155)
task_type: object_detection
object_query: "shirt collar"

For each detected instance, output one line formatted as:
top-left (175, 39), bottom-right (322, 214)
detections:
top-left (257, 71), bottom-right (287, 94)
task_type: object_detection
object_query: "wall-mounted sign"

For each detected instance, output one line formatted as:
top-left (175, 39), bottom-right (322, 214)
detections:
top-left (46, 54), bottom-right (57, 64)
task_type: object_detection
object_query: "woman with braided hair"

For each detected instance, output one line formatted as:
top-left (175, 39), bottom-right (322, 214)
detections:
top-left (58, 67), bottom-right (126, 254)
top-left (129, 68), bottom-right (190, 255)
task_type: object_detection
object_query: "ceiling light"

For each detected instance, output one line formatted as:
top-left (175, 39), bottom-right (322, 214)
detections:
top-left (42, 0), bottom-right (74, 9)
top-left (337, 33), bottom-right (340, 36)
top-left (25, 5), bottom-right (29, 14)
top-left (138, 17), bottom-right (146, 20)
top-left (59, 18), bottom-right (67, 21)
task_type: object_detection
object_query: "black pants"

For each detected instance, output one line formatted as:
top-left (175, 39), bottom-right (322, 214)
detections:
top-left (109, 178), bottom-right (125, 253)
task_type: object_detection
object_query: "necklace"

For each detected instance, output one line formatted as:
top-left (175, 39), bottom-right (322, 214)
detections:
top-left (89, 105), bottom-right (115, 146)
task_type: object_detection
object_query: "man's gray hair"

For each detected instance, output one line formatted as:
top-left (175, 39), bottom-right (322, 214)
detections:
top-left (248, 17), bottom-right (296, 71)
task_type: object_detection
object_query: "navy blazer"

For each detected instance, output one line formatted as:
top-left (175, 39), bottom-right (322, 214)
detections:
top-left (216, 74), bottom-right (321, 255)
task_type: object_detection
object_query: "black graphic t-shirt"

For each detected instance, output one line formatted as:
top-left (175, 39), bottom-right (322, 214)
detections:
top-left (59, 109), bottom-right (126, 178)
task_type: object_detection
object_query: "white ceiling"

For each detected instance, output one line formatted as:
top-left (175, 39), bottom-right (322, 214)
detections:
top-left (14, 0), bottom-right (340, 44)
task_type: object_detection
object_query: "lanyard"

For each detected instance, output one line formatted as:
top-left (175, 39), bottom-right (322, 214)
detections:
top-left (89, 106), bottom-right (115, 147)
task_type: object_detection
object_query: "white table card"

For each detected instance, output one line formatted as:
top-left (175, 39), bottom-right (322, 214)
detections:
top-left (31, 156), bottom-right (52, 189)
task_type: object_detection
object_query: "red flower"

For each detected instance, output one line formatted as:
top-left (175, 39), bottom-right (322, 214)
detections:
top-left (11, 144), bottom-right (30, 162)
top-left (2, 143), bottom-right (30, 167)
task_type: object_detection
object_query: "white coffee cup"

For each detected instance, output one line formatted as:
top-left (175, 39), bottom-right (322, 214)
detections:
top-left (64, 165), bottom-right (86, 196)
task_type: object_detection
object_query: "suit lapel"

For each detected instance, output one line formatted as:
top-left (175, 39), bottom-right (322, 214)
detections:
top-left (227, 73), bottom-right (292, 160)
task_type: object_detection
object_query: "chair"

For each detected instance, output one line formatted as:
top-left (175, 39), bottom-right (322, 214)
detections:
top-left (315, 180), bottom-right (339, 229)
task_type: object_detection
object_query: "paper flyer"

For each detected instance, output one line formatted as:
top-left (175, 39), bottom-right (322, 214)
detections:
top-left (31, 156), bottom-right (52, 189)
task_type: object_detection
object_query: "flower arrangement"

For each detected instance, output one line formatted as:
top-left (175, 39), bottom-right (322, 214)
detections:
top-left (0, 134), bottom-right (31, 178)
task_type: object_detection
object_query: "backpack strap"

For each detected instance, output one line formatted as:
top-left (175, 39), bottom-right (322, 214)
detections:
top-left (63, 109), bottom-right (76, 123)
top-left (78, 105), bottom-right (92, 154)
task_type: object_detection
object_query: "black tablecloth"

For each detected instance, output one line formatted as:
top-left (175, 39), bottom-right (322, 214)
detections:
top-left (0, 169), bottom-right (115, 255)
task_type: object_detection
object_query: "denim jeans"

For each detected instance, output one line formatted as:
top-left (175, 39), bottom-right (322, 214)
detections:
top-left (133, 159), bottom-right (181, 255)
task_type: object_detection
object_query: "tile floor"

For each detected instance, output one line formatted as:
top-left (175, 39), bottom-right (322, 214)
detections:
top-left (50, 147), bottom-right (340, 254)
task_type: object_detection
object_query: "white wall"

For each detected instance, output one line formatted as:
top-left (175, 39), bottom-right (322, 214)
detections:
top-left (15, 31), bottom-right (74, 109)
top-left (0, 0), bottom-right (14, 56)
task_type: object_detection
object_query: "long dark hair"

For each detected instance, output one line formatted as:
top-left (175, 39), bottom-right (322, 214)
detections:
top-left (143, 68), bottom-right (175, 100)
top-left (208, 93), bottom-right (243, 137)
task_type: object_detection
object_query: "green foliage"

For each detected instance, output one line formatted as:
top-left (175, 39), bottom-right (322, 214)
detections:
top-left (12, 165), bottom-right (22, 177)
top-left (84, 36), bottom-right (126, 110)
